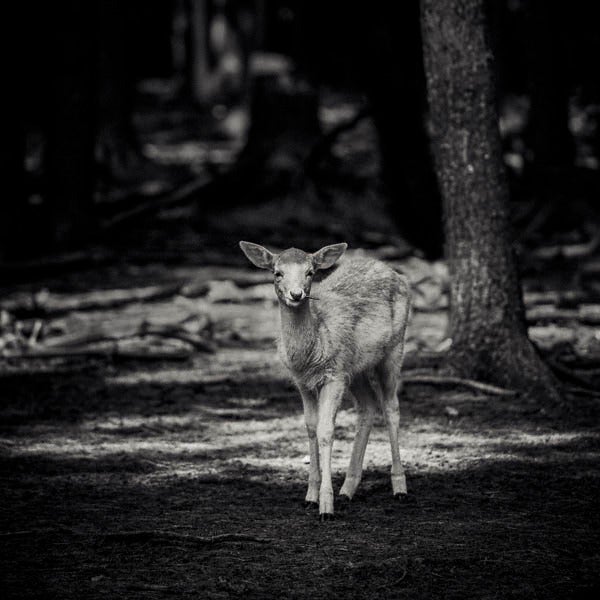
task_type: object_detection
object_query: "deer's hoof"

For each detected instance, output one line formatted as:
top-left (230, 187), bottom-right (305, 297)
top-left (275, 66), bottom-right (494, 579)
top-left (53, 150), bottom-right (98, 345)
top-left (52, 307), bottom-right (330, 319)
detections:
top-left (337, 494), bottom-right (351, 511)
top-left (394, 492), bottom-right (414, 504)
top-left (319, 512), bottom-right (335, 522)
top-left (304, 501), bottom-right (319, 510)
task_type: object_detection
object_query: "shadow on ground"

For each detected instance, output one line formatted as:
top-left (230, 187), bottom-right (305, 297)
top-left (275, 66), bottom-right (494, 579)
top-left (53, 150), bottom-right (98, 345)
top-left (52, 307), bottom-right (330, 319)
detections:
top-left (1, 355), bottom-right (599, 599)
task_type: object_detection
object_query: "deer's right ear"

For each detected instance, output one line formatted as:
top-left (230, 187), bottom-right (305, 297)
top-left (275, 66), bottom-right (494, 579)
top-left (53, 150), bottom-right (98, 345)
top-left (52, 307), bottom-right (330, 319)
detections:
top-left (312, 243), bottom-right (348, 270)
top-left (239, 241), bottom-right (275, 270)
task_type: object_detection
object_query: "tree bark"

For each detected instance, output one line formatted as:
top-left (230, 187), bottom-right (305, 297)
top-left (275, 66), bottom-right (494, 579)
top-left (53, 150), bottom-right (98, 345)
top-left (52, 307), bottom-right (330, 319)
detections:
top-left (420, 0), bottom-right (558, 397)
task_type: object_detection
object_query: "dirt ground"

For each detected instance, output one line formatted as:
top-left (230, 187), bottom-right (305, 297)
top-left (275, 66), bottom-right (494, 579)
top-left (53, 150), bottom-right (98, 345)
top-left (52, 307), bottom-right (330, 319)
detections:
top-left (1, 249), bottom-right (600, 599)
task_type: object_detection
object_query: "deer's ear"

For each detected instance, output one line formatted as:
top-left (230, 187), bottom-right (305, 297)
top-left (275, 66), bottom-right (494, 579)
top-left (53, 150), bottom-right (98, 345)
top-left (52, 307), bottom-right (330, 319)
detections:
top-left (312, 243), bottom-right (348, 271)
top-left (239, 241), bottom-right (276, 270)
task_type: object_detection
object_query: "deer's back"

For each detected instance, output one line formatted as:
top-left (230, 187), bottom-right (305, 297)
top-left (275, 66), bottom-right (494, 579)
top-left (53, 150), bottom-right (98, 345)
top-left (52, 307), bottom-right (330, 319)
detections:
top-left (313, 258), bottom-right (410, 376)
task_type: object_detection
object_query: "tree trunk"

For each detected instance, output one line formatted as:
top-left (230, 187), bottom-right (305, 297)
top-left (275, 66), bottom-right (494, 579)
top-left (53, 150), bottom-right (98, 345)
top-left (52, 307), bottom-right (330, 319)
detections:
top-left (420, 0), bottom-right (558, 397)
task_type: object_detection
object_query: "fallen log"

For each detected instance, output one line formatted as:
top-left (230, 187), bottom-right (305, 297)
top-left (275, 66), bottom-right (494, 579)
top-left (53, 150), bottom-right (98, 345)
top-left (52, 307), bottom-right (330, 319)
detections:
top-left (2, 283), bottom-right (184, 318)
top-left (526, 304), bottom-right (600, 325)
top-left (3, 344), bottom-right (193, 362)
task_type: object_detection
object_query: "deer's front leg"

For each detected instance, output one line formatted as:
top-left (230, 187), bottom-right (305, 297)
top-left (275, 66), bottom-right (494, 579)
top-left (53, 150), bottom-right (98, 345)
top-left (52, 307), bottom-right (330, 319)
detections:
top-left (317, 378), bottom-right (345, 520)
top-left (299, 385), bottom-right (320, 506)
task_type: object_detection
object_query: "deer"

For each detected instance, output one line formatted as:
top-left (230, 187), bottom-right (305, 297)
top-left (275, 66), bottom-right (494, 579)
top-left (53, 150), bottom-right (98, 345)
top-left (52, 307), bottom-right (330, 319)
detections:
top-left (239, 241), bottom-right (411, 520)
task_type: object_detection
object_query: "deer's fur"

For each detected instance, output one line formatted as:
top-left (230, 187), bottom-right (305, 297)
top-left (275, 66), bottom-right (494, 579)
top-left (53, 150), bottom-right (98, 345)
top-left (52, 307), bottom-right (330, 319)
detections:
top-left (239, 241), bottom-right (411, 519)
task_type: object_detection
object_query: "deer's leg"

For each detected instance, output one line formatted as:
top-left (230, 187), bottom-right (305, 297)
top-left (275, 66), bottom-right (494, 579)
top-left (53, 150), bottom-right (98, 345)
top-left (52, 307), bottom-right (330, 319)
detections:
top-left (316, 378), bottom-right (345, 520)
top-left (299, 385), bottom-right (320, 505)
top-left (371, 360), bottom-right (407, 498)
top-left (340, 375), bottom-right (376, 500)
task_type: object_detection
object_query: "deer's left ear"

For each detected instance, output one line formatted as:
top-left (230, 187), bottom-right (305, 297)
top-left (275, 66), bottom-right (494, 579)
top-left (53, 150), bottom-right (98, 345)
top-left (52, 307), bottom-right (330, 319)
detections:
top-left (239, 241), bottom-right (276, 270)
top-left (312, 243), bottom-right (347, 271)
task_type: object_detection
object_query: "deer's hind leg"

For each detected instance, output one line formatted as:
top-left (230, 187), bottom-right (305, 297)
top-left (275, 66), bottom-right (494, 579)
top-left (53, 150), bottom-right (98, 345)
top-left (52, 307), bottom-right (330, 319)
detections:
top-left (339, 374), bottom-right (377, 500)
top-left (370, 347), bottom-right (408, 499)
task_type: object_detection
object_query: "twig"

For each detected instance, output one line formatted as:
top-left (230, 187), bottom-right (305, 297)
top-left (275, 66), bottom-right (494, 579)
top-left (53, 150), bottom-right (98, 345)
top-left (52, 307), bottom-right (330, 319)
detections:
top-left (563, 385), bottom-right (600, 399)
top-left (141, 324), bottom-right (215, 353)
top-left (101, 530), bottom-right (272, 547)
top-left (402, 374), bottom-right (516, 396)
top-left (0, 528), bottom-right (60, 538)
top-left (377, 566), bottom-right (408, 591)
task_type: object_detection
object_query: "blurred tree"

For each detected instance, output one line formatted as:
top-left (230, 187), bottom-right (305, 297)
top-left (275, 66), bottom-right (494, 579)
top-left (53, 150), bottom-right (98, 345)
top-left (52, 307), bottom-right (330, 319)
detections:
top-left (300, 0), bottom-right (443, 259)
top-left (360, 1), bottom-right (443, 260)
top-left (420, 0), bottom-right (558, 397)
top-left (44, 1), bottom-right (97, 246)
top-left (95, 0), bottom-right (139, 186)
top-left (526, 0), bottom-right (574, 174)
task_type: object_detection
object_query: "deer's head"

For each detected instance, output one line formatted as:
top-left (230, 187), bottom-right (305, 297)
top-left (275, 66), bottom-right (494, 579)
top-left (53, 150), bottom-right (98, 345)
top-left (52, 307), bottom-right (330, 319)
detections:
top-left (239, 242), bottom-right (347, 308)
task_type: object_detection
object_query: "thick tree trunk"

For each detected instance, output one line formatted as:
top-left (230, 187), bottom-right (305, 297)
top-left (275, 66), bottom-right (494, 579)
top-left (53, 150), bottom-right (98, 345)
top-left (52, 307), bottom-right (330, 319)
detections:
top-left (420, 0), bottom-right (558, 397)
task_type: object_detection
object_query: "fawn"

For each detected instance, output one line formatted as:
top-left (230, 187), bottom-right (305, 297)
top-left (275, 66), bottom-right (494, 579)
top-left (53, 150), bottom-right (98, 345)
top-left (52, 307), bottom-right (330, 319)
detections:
top-left (239, 241), bottom-right (411, 520)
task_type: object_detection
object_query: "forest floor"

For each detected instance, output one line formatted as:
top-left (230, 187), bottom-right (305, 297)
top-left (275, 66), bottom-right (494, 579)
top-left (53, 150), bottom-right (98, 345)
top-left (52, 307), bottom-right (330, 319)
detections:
top-left (2, 232), bottom-right (599, 599)
top-left (2, 94), bottom-right (600, 599)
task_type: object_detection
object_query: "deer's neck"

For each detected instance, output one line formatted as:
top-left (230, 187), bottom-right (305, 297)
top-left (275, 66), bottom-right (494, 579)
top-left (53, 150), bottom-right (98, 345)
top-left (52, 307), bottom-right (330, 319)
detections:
top-left (279, 301), bottom-right (321, 372)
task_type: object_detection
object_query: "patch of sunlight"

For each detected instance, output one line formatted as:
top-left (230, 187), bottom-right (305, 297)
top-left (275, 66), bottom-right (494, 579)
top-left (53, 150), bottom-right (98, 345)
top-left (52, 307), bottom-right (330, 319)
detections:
top-left (4, 402), bottom-right (597, 484)
top-left (104, 347), bottom-right (286, 386)
top-left (80, 413), bottom-right (205, 432)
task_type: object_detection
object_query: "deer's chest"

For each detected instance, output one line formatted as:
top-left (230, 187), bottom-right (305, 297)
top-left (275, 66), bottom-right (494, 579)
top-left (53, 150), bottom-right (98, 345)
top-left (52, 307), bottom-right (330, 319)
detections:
top-left (279, 336), bottom-right (331, 390)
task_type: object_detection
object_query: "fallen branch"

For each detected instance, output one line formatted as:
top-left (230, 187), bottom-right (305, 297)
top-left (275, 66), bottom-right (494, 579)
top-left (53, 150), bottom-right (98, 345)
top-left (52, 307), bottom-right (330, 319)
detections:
top-left (3, 344), bottom-right (192, 362)
top-left (532, 231), bottom-right (600, 261)
top-left (101, 530), bottom-right (272, 547)
top-left (0, 528), bottom-right (60, 538)
top-left (2, 283), bottom-right (184, 319)
top-left (403, 374), bottom-right (516, 397)
top-left (142, 327), bottom-right (215, 353)
top-left (523, 290), bottom-right (596, 307)
top-left (526, 304), bottom-right (600, 325)
top-left (563, 385), bottom-right (600, 399)
top-left (34, 318), bottom-right (214, 354)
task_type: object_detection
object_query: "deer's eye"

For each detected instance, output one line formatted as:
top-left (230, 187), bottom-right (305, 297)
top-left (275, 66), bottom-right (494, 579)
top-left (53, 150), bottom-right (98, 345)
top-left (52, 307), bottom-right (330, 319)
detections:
top-left (274, 271), bottom-right (283, 279)
top-left (306, 270), bottom-right (314, 278)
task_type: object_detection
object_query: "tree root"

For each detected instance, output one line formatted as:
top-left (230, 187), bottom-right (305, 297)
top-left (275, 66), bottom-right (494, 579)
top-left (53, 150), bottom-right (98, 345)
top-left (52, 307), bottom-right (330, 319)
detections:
top-left (402, 373), bottom-right (516, 396)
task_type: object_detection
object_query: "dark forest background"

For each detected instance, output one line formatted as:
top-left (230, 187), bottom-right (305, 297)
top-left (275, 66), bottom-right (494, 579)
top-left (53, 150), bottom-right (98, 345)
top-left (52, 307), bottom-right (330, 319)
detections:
top-left (4, 0), bottom-right (600, 258)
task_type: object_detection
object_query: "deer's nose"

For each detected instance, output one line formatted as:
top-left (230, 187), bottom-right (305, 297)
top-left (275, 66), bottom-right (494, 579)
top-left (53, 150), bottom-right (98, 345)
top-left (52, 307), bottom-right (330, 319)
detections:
top-left (290, 289), bottom-right (304, 301)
